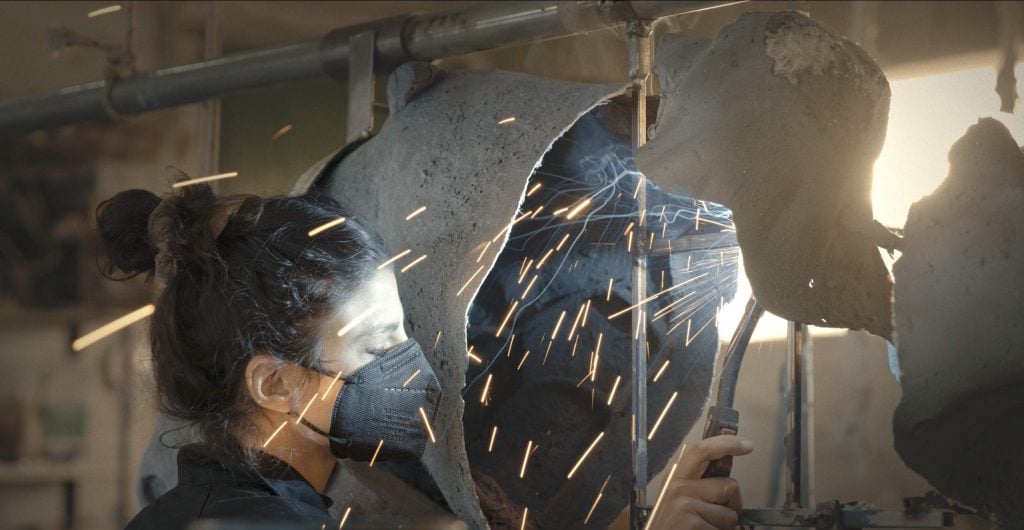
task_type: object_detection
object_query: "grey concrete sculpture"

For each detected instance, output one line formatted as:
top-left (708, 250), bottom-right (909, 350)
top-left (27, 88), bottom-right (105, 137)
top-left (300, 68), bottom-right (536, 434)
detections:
top-left (637, 11), bottom-right (894, 339)
top-left (316, 64), bottom-right (627, 528)
top-left (893, 118), bottom-right (1024, 527)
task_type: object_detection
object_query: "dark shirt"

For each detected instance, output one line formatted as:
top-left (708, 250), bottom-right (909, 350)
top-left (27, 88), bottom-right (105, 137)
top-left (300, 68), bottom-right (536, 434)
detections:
top-left (126, 444), bottom-right (334, 530)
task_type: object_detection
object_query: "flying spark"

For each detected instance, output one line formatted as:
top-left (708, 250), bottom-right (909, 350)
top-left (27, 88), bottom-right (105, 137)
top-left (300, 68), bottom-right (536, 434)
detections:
top-left (526, 182), bottom-right (542, 196)
top-left (477, 240), bottom-right (492, 263)
top-left (338, 507), bottom-right (352, 529)
top-left (337, 305), bottom-right (378, 337)
top-left (72, 304), bottom-right (155, 351)
top-left (644, 447), bottom-right (684, 530)
top-left (606, 375), bottom-right (621, 405)
top-left (400, 254), bottom-right (427, 273)
top-left (555, 232), bottom-right (572, 251)
top-left (418, 406), bottom-right (436, 443)
top-left (480, 374), bottom-right (493, 404)
top-left (457, 266), bottom-right (485, 296)
top-left (308, 217), bottom-right (346, 237)
top-left (499, 116), bottom-right (516, 125)
top-left (263, 420), bottom-right (288, 448)
top-left (321, 368), bottom-right (345, 400)
top-left (488, 425), bottom-right (498, 452)
top-left (652, 360), bottom-right (670, 382)
top-left (567, 431), bottom-right (605, 479)
top-left (171, 171), bottom-right (238, 188)
top-left (516, 350), bottom-right (531, 371)
top-left (295, 393), bottom-right (320, 424)
top-left (647, 391), bottom-right (679, 441)
top-left (467, 347), bottom-right (483, 364)
top-left (520, 440), bottom-right (534, 478)
top-left (405, 206), bottom-right (427, 220)
top-left (88, 4), bottom-right (121, 17)
top-left (368, 439), bottom-right (384, 467)
top-left (565, 198), bottom-right (592, 220)
top-left (402, 369), bottom-right (422, 387)
top-left (271, 123), bottom-right (293, 140)
top-left (377, 249), bottom-right (412, 269)
top-left (606, 278), bottom-right (614, 301)
top-left (551, 310), bottom-right (567, 341)
top-left (521, 275), bottom-right (539, 300)
top-left (535, 248), bottom-right (556, 270)
top-left (584, 475), bottom-right (612, 525)
top-left (520, 507), bottom-right (529, 530)
top-left (495, 301), bottom-right (519, 337)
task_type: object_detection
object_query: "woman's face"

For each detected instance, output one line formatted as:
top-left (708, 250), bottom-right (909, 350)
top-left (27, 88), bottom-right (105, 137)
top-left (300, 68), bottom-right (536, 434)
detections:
top-left (296, 269), bottom-right (408, 438)
top-left (318, 268), bottom-right (409, 375)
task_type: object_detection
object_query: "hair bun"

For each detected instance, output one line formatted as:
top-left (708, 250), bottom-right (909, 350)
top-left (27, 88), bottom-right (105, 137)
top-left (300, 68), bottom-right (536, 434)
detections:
top-left (96, 189), bottom-right (162, 277)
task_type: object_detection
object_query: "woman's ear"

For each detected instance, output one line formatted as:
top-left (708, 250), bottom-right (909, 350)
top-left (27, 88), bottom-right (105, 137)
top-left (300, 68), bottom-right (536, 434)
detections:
top-left (244, 354), bottom-right (313, 414)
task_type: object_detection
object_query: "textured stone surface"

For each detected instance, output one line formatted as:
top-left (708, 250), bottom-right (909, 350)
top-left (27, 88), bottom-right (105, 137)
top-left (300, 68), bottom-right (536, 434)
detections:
top-left (893, 118), bottom-right (1024, 527)
top-left (636, 11), bottom-right (894, 339)
top-left (318, 68), bottom-right (627, 529)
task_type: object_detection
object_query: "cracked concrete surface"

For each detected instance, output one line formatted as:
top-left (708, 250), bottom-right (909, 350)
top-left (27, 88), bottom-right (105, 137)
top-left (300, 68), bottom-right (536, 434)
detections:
top-left (893, 118), bottom-right (1024, 528)
top-left (637, 11), bottom-right (894, 339)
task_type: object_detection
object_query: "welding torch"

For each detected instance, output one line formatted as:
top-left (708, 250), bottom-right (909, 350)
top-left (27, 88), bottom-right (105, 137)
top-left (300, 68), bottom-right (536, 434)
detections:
top-left (701, 296), bottom-right (764, 478)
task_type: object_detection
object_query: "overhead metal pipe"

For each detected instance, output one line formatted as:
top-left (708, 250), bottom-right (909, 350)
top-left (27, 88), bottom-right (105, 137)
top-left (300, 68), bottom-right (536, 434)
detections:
top-left (0, 1), bottom-right (740, 137)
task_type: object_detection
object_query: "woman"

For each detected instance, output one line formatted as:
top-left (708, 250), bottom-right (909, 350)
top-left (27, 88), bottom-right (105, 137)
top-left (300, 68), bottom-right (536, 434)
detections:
top-left (98, 182), bottom-right (750, 529)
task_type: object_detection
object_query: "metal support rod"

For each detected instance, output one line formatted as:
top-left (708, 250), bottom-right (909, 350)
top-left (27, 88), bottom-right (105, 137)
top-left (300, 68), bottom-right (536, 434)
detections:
top-left (197, 0), bottom-right (222, 180)
top-left (715, 297), bottom-right (765, 407)
top-left (628, 18), bottom-right (653, 530)
top-left (0, 1), bottom-right (740, 137)
top-left (784, 320), bottom-right (806, 509)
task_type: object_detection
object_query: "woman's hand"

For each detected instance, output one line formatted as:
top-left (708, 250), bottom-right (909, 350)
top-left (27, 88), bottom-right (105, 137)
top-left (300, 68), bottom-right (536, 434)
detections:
top-left (648, 435), bottom-right (754, 530)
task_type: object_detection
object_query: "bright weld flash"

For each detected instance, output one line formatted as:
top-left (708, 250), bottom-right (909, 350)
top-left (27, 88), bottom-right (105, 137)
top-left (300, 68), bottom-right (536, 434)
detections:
top-left (72, 304), bottom-right (155, 351)
top-left (565, 198), bottom-right (591, 220)
top-left (400, 254), bottom-right (427, 273)
top-left (567, 431), bottom-right (605, 479)
top-left (519, 440), bottom-right (533, 478)
top-left (378, 249), bottom-right (412, 269)
top-left (337, 305), bottom-right (378, 337)
top-left (263, 420), bottom-right (288, 448)
top-left (405, 206), bottom-right (427, 220)
top-left (418, 406), bottom-right (436, 443)
top-left (647, 391), bottom-right (679, 441)
top-left (88, 4), bottom-right (121, 17)
top-left (308, 217), bottom-right (346, 237)
top-left (172, 171), bottom-right (238, 188)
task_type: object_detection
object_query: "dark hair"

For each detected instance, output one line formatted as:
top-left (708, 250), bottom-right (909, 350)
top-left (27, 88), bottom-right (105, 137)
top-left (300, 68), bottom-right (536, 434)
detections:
top-left (96, 182), bottom-right (389, 455)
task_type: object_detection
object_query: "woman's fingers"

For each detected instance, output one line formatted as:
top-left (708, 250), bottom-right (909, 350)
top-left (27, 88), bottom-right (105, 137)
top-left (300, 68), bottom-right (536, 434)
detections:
top-left (676, 435), bottom-right (754, 480)
top-left (687, 498), bottom-right (741, 529)
top-left (670, 476), bottom-right (743, 512)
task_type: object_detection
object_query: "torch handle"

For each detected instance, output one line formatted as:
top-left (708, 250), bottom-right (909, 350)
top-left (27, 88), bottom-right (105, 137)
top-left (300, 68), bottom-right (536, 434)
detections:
top-left (701, 405), bottom-right (739, 478)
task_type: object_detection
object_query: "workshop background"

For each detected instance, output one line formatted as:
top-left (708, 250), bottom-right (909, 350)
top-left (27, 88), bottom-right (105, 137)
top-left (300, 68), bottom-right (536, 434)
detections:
top-left (0, 1), bottom-right (1021, 529)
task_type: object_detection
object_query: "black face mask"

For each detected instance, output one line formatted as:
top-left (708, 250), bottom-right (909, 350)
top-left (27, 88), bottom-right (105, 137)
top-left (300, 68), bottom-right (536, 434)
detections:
top-left (297, 338), bottom-right (443, 461)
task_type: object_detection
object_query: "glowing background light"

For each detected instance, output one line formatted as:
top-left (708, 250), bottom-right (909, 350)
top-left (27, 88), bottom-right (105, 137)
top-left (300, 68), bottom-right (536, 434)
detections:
top-left (719, 64), bottom-right (1024, 341)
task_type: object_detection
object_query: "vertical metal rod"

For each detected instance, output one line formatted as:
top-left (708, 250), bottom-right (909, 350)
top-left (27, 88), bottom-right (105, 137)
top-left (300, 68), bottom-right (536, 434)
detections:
top-left (784, 321), bottom-right (806, 509)
top-left (628, 18), bottom-right (653, 530)
top-left (197, 1), bottom-right (222, 181)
